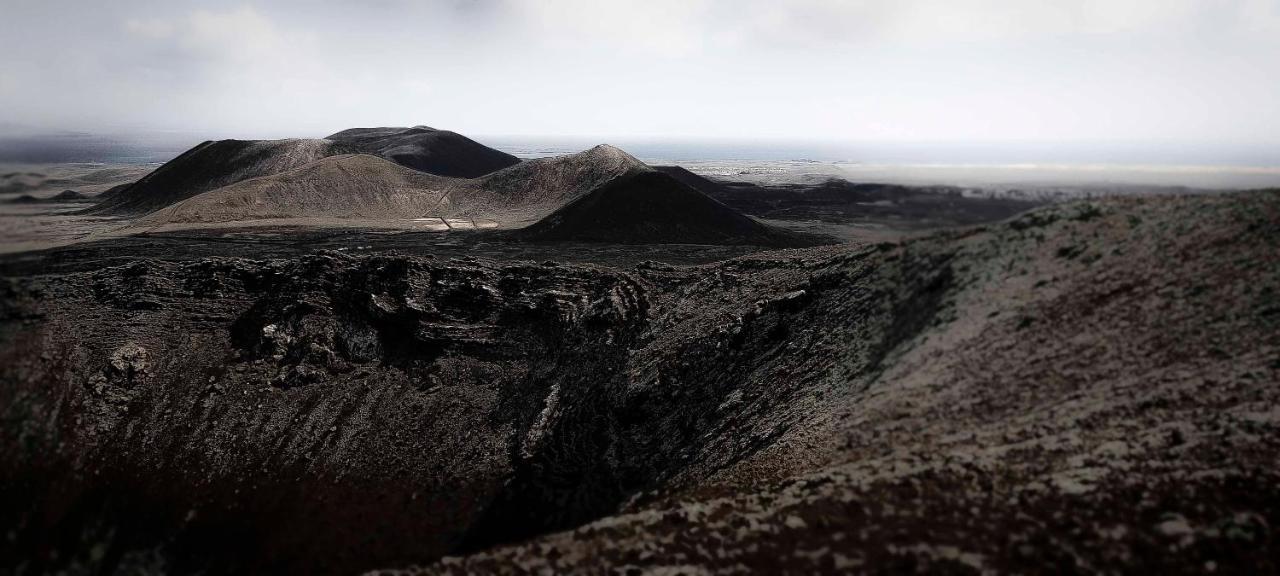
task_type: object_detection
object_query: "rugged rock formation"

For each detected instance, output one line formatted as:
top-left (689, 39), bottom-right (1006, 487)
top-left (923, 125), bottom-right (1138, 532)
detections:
top-left (3, 190), bottom-right (1278, 574)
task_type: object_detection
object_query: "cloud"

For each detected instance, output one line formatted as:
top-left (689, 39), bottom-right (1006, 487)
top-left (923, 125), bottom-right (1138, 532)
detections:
top-left (181, 6), bottom-right (310, 60)
top-left (506, 0), bottom-right (714, 57)
top-left (125, 17), bottom-right (175, 39)
top-left (1237, 0), bottom-right (1280, 33)
top-left (504, 0), bottom-right (1271, 51)
top-left (0, 0), bottom-right (1277, 142)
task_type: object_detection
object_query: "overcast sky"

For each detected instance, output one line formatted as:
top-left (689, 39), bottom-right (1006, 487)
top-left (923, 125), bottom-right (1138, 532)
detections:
top-left (1, 0), bottom-right (1278, 143)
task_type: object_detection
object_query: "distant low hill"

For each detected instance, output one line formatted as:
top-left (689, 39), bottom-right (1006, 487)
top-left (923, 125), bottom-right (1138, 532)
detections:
top-left (654, 165), bottom-right (1039, 229)
top-left (89, 126), bottom-right (519, 216)
top-left (5, 189), bottom-right (91, 204)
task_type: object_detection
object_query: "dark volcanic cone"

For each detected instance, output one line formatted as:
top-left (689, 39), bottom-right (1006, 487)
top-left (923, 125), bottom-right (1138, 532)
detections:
top-left (518, 169), bottom-right (820, 247)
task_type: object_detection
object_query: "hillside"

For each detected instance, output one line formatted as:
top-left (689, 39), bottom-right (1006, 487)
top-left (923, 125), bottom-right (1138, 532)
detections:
top-left (519, 169), bottom-right (815, 246)
top-left (132, 154), bottom-right (456, 227)
top-left (478, 144), bottom-right (644, 209)
top-left (86, 139), bottom-right (342, 215)
top-left (90, 127), bottom-right (519, 216)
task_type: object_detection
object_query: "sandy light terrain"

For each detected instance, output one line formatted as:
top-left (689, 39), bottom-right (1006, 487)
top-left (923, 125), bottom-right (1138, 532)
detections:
top-left (0, 163), bottom-right (148, 253)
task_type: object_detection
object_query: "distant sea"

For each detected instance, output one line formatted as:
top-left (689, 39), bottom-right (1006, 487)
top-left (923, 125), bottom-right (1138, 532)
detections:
top-left (483, 136), bottom-right (1280, 167)
top-left (2, 131), bottom-right (1278, 190)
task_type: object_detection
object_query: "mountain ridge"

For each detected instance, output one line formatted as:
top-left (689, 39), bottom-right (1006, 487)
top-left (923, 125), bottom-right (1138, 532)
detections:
top-left (87, 127), bottom-right (519, 216)
top-left (128, 140), bottom-right (813, 246)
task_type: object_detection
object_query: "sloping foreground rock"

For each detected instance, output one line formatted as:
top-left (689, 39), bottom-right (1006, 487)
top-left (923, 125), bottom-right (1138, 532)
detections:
top-left (3, 190), bottom-right (1279, 574)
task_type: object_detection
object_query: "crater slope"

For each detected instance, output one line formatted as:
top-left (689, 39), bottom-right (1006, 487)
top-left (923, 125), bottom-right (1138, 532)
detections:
top-left (381, 189), bottom-right (1280, 575)
top-left (3, 190), bottom-right (1278, 574)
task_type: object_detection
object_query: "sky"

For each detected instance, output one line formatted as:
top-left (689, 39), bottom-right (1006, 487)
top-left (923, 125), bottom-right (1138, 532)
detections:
top-left (1, 0), bottom-right (1279, 144)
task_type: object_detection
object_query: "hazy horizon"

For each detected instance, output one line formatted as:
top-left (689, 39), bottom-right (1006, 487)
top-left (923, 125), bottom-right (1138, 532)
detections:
top-left (3, 128), bottom-right (1279, 167)
top-left (4, 129), bottom-right (1279, 191)
top-left (3, 0), bottom-right (1280, 148)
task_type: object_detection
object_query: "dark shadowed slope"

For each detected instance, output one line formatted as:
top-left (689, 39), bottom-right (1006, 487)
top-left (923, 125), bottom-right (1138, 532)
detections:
top-left (326, 126), bottom-right (519, 178)
top-left (519, 169), bottom-right (819, 246)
